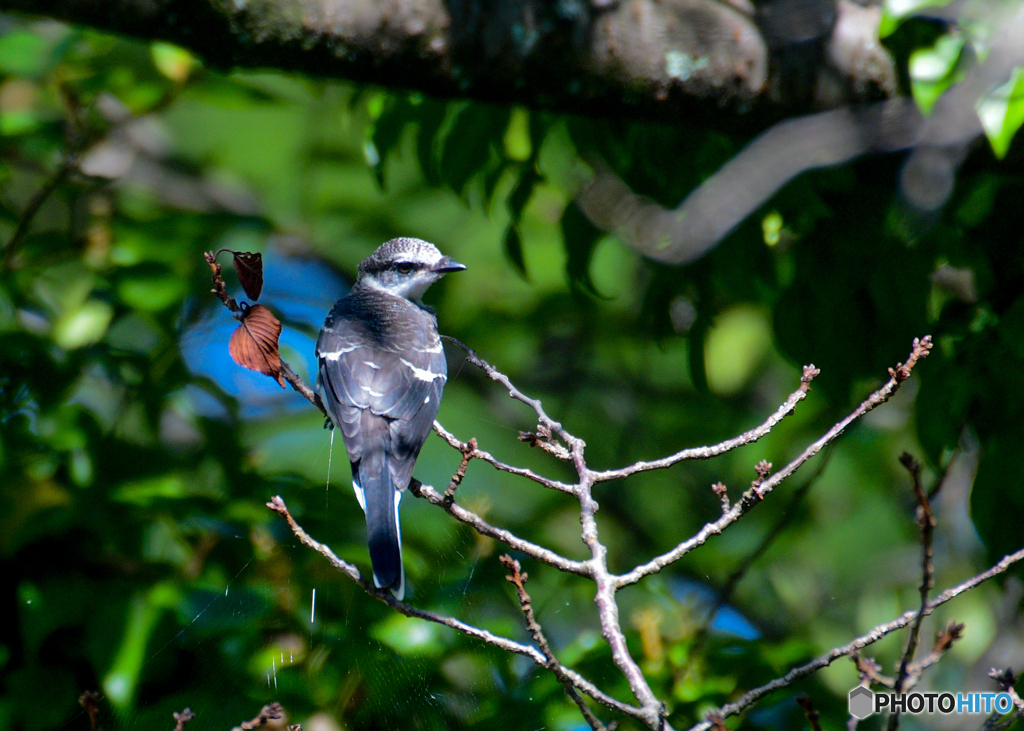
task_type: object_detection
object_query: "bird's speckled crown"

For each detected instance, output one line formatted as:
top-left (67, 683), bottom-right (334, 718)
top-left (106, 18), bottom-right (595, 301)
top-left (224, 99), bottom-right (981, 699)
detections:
top-left (358, 238), bottom-right (443, 276)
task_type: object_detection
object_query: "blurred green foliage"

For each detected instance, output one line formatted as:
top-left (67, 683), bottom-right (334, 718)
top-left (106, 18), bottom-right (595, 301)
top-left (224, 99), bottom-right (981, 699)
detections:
top-left (1, 12), bottom-right (1023, 731)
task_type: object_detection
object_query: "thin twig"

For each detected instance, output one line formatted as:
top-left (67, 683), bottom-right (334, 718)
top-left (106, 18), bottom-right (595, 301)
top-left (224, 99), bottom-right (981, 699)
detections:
top-left (3, 83), bottom-right (86, 269)
top-left (3, 153), bottom-right (79, 268)
top-left (5, 79), bottom-right (191, 270)
top-left (683, 451), bottom-right (833, 675)
top-left (280, 360), bottom-right (327, 417)
top-left (616, 338), bottom-right (932, 589)
top-left (205, 253), bottom-right (241, 313)
top-left (172, 709), bottom-right (194, 731)
top-left (927, 450), bottom-right (959, 501)
top-left (711, 482), bottom-right (730, 512)
top-left (719, 451), bottom-right (832, 607)
top-left (409, 482), bottom-right (591, 576)
top-left (445, 437), bottom-right (476, 500)
top-left (887, 453), bottom-right (936, 731)
top-left (79, 691), bottom-right (101, 731)
top-left (442, 335), bottom-right (580, 449)
top-left (205, 252), bottom-right (328, 417)
top-left (231, 703), bottom-right (283, 731)
top-left (577, 449), bottom-right (668, 730)
top-left (501, 555), bottom-right (614, 731)
top-left (982, 669), bottom-right (1024, 731)
top-left (705, 713), bottom-right (727, 731)
top-left (444, 336), bottom-right (668, 728)
top-left (592, 364), bottom-right (819, 482)
top-left (235, 292), bottom-right (945, 731)
top-left (687, 543), bottom-right (1024, 731)
top-left (797, 695), bottom-right (823, 731)
top-left (854, 652), bottom-right (894, 689)
top-left (266, 496), bottom-right (643, 722)
top-left (908, 621), bottom-right (963, 677)
top-left (432, 421), bottom-right (574, 493)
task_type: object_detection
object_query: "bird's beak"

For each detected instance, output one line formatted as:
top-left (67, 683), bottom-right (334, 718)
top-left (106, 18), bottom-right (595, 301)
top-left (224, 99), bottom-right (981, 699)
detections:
top-left (433, 257), bottom-right (467, 273)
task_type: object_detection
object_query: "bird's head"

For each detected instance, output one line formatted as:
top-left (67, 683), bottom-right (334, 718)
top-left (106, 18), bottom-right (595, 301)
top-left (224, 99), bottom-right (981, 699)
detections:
top-left (357, 238), bottom-right (466, 301)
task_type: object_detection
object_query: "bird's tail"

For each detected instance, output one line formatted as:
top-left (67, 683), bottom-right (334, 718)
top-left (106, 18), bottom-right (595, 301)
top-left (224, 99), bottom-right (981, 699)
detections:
top-left (355, 425), bottom-right (405, 600)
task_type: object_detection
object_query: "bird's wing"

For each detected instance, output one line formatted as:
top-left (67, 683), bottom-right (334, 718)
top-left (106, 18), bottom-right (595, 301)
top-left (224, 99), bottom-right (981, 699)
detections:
top-left (316, 304), bottom-right (446, 489)
top-left (384, 338), bottom-right (447, 491)
top-left (316, 318), bottom-right (375, 467)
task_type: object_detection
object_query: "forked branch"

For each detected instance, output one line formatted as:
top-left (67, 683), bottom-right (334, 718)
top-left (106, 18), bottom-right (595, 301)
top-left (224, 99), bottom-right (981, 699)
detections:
top-left (501, 555), bottom-right (615, 731)
top-left (206, 261), bottom-right (1007, 731)
top-left (688, 544), bottom-right (1024, 731)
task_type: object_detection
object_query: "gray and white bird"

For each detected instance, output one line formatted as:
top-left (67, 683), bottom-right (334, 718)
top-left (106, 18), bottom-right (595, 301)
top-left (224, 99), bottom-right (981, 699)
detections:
top-left (316, 238), bottom-right (466, 600)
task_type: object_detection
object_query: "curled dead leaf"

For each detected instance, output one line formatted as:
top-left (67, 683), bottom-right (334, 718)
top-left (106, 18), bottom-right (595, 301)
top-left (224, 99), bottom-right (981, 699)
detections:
top-left (230, 250), bottom-right (264, 301)
top-left (229, 304), bottom-right (285, 387)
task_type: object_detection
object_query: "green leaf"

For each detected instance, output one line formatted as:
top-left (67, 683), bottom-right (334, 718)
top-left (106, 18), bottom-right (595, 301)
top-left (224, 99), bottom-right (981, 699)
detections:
top-left (415, 98), bottom-right (448, 186)
top-left (915, 354), bottom-right (971, 466)
top-left (971, 425), bottom-right (1024, 564)
top-left (0, 110), bottom-right (40, 136)
top-left (507, 166), bottom-right (541, 223)
top-left (502, 224), bottom-right (527, 278)
top-left (503, 107), bottom-right (532, 162)
top-left (560, 201), bottom-right (602, 295)
top-left (688, 313), bottom-right (710, 394)
top-left (440, 105), bottom-right (511, 197)
top-left (102, 582), bottom-right (179, 708)
top-left (977, 66), bottom-right (1024, 159)
top-left (53, 300), bottom-right (113, 350)
top-left (528, 111), bottom-right (551, 163)
top-left (112, 474), bottom-right (186, 504)
top-left (0, 31), bottom-right (50, 77)
top-left (371, 614), bottom-right (447, 657)
top-left (909, 33), bottom-right (964, 114)
top-left (150, 42), bottom-right (197, 82)
top-left (879, 0), bottom-right (955, 37)
top-left (369, 96), bottom-right (413, 187)
top-left (482, 159), bottom-right (510, 211)
top-left (117, 267), bottom-right (188, 311)
top-left (704, 306), bottom-right (771, 395)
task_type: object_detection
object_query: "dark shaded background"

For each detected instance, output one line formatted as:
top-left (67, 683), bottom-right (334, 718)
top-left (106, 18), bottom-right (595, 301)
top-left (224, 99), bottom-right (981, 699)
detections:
top-left (1, 14), bottom-right (1023, 731)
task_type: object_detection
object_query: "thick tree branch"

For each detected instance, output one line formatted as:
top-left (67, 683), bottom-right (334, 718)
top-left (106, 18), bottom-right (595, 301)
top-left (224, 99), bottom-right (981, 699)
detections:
top-left (444, 335), bottom-right (668, 729)
top-left (2, 0), bottom-right (764, 124)
top-left (6, 0), bottom-right (903, 123)
top-left (577, 2), bottom-right (1024, 265)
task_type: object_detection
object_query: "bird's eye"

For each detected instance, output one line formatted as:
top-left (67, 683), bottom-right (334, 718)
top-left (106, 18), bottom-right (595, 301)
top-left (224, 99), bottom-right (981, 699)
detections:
top-left (395, 262), bottom-right (415, 274)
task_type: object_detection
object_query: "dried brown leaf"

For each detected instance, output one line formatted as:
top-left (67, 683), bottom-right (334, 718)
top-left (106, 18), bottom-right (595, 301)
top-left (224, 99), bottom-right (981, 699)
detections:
top-left (229, 304), bottom-right (284, 387)
top-left (232, 251), bottom-right (264, 301)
